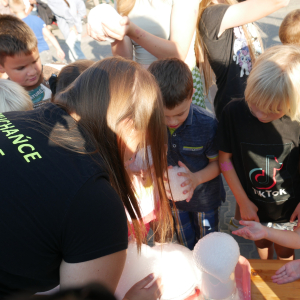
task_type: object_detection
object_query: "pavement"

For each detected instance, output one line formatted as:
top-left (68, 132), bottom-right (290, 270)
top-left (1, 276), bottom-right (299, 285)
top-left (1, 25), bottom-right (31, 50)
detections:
top-left (47, 0), bottom-right (300, 259)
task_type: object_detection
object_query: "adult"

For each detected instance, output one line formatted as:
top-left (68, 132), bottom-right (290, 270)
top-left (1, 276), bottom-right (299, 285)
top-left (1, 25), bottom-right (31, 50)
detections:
top-left (87, 0), bottom-right (206, 108)
top-left (0, 57), bottom-right (172, 298)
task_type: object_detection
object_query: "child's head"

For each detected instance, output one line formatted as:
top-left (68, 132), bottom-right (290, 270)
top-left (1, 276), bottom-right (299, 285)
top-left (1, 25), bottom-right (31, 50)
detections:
top-left (0, 15), bottom-right (41, 89)
top-left (0, 79), bottom-right (33, 113)
top-left (279, 9), bottom-right (300, 46)
top-left (148, 58), bottom-right (194, 129)
top-left (245, 45), bottom-right (300, 123)
top-left (50, 60), bottom-right (95, 99)
top-left (8, 0), bottom-right (25, 14)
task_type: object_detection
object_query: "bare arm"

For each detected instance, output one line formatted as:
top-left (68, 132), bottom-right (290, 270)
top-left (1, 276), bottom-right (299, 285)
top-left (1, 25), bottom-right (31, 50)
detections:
top-left (60, 250), bottom-right (126, 293)
top-left (96, 0), bottom-right (199, 61)
top-left (219, 0), bottom-right (290, 36)
top-left (219, 150), bottom-right (259, 222)
top-left (111, 36), bottom-right (133, 60)
top-left (42, 27), bottom-right (65, 60)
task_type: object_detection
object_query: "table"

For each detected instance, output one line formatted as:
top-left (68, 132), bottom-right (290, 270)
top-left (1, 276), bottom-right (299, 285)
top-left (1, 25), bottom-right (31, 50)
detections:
top-left (249, 259), bottom-right (300, 299)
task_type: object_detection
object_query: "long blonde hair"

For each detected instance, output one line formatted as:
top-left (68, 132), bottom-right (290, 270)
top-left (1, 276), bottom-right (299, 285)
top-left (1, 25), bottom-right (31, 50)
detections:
top-left (195, 0), bottom-right (263, 94)
top-left (54, 56), bottom-right (173, 249)
top-left (116, 0), bottom-right (135, 16)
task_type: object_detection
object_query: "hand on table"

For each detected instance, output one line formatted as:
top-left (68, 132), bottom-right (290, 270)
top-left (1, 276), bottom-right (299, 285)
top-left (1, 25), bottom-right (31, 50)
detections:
top-left (232, 220), bottom-right (267, 241)
top-left (123, 273), bottom-right (163, 300)
top-left (272, 260), bottom-right (300, 284)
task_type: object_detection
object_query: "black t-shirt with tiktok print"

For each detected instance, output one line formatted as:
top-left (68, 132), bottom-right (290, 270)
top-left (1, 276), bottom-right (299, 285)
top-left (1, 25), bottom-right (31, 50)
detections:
top-left (217, 99), bottom-right (300, 223)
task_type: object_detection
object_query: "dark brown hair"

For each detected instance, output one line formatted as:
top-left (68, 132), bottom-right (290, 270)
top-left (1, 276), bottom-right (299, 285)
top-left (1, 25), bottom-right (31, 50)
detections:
top-left (50, 60), bottom-right (95, 100)
top-left (54, 56), bottom-right (173, 249)
top-left (148, 58), bottom-right (193, 110)
top-left (279, 9), bottom-right (300, 45)
top-left (0, 15), bottom-right (37, 65)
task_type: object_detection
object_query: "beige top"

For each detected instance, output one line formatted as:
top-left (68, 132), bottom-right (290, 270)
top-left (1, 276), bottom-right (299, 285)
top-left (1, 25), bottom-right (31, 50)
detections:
top-left (115, 0), bottom-right (196, 69)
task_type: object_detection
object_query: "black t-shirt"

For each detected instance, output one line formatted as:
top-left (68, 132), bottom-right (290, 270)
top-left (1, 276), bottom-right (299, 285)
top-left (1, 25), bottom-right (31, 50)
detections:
top-left (217, 99), bottom-right (300, 223)
top-left (199, 4), bottom-right (262, 120)
top-left (0, 104), bottom-right (128, 297)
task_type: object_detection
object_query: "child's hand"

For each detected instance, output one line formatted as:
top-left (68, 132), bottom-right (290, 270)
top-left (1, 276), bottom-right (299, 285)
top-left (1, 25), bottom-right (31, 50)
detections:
top-left (272, 260), bottom-right (300, 284)
top-left (240, 201), bottom-right (259, 222)
top-left (123, 273), bottom-right (163, 300)
top-left (232, 220), bottom-right (267, 241)
top-left (290, 202), bottom-right (300, 229)
top-left (102, 16), bottom-right (130, 41)
top-left (178, 161), bottom-right (199, 202)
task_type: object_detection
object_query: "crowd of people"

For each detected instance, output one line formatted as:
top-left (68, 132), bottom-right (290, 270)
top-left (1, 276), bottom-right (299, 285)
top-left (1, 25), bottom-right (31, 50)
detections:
top-left (1, 0), bottom-right (300, 299)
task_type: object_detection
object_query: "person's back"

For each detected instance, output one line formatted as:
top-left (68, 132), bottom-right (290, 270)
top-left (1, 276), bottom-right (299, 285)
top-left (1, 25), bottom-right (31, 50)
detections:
top-left (149, 58), bottom-right (225, 250)
top-left (0, 105), bottom-right (128, 296)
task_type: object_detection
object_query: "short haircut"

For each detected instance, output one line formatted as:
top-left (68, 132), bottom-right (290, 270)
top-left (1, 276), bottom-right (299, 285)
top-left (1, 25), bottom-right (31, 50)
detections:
top-left (0, 15), bottom-right (37, 65)
top-left (0, 79), bottom-right (33, 113)
top-left (148, 58), bottom-right (193, 109)
top-left (245, 45), bottom-right (300, 122)
top-left (8, 0), bottom-right (25, 13)
top-left (279, 9), bottom-right (300, 45)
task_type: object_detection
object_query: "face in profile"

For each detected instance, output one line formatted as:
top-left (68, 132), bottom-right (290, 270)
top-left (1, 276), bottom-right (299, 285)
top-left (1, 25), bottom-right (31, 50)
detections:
top-left (248, 102), bottom-right (286, 123)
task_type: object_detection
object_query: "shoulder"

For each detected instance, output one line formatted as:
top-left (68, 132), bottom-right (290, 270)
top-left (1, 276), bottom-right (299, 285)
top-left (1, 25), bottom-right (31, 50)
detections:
top-left (223, 98), bottom-right (246, 114)
top-left (202, 4), bottom-right (230, 21)
top-left (192, 105), bottom-right (217, 125)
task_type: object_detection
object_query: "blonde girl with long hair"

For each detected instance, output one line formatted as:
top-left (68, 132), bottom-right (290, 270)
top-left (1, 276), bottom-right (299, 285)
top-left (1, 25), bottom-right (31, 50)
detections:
top-left (0, 57), bottom-right (172, 299)
top-left (195, 0), bottom-right (289, 120)
top-left (87, 0), bottom-right (207, 108)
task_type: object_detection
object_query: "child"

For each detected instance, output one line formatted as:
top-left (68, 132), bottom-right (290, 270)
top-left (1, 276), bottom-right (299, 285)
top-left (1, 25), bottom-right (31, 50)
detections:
top-left (149, 58), bottom-right (225, 250)
top-left (0, 79), bottom-right (33, 113)
top-left (279, 9), bottom-right (300, 45)
top-left (232, 221), bottom-right (300, 284)
top-left (0, 15), bottom-right (62, 108)
top-left (218, 45), bottom-right (300, 260)
top-left (8, 0), bottom-right (65, 65)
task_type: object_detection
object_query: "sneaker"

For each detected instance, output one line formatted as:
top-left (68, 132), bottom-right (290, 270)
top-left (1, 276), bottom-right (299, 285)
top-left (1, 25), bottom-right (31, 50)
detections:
top-left (229, 217), bottom-right (244, 232)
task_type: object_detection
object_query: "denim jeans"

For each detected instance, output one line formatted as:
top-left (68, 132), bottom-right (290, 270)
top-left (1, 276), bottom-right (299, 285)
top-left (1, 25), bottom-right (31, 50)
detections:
top-left (66, 31), bottom-right (86, 62)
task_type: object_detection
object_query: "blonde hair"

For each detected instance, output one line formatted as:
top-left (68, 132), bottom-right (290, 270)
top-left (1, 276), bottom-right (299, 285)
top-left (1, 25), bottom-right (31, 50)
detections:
top-left (195, 0), bottom-right (263, 94)
top-left (279, 9), bottom-right (300, 46)
top-left (245, 45), bottom-right (300, 122)
top-left (8, 0), bottom-right (25, 13)
top-left (54, 56), bottom-right (173, 249)
top-left (116, 0), bottom-right (135, 15)
top-left (0, 79), bottom-right (33, 113)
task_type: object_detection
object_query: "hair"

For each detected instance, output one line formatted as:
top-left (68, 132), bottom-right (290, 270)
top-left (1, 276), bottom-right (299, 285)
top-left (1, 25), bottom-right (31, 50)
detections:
top-left (245, 45), bottom-right (300, 122)
top-left (148, 58), bottom-right (193, 109)
top-left (0, 79), bottom-right (33, 113)
top-left (50, 60), bottom-right (95, 99)
top-left (116, 0), bottom-right (135, 16)
top-left (0, 15), bottom-right (37, 65)
top-left (195, 0), bottom-right (263, 94)
top-left (53, 56), bottom-right (173, 248)
top-left (8, 0), bottom-right (25, 13)
top-left (279, 9), bottom-right (300, 45)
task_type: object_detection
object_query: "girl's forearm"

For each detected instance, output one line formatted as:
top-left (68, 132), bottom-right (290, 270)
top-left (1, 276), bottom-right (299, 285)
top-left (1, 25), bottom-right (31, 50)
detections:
top-left (111, 36), bottom-right (133, 59)
top-left (266, 227), bottom-right (300, 249)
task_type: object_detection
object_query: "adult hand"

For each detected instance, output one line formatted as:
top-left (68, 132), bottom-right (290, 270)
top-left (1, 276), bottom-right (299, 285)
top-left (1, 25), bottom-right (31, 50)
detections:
top-left (56, 49), bottom-right (65, 61)
top-left (86, 23), bottom-right (108, 42)
top-left (232, 220), bottom-right (267, 241)
top-left (272, 260), bottom-right (300, 284)
top-left (290, 202), bottom-right (300, 229)
top-left (123, 274), bottom-right (163, 300)
top-left (240, 201), bottom-right (259, 222)
top-left (177, 161), bottom-right (199, 202)
top-left (102, 16), bottom-right (131, 41)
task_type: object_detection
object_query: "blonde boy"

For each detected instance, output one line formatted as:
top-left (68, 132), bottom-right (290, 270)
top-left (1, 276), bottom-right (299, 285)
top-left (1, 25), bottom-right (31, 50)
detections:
top-left (279, 9), bottom-right (300, 45)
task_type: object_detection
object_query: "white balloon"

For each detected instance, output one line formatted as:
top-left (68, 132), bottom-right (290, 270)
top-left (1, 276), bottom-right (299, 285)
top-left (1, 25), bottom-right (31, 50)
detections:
top-left (88, 4), bottom-right (122, 43)
top-left (164, 167), bottom-right (187, 201)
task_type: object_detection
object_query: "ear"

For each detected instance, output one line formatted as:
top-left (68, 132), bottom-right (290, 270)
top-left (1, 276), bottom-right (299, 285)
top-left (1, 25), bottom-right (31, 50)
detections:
top-left (0, 64), bottom-right (6, 73)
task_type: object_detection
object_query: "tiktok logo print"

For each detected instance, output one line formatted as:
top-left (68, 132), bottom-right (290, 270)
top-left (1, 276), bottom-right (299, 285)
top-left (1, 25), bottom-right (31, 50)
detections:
top-left (249, 155), bottom-right (283, 190)
top-left (241, 143), bottom-right (294, 203)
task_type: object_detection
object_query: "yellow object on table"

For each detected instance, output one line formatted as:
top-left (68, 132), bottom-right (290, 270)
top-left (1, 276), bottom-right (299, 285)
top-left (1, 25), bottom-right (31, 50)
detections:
top-left (249, 259), bottom-right (300, 299)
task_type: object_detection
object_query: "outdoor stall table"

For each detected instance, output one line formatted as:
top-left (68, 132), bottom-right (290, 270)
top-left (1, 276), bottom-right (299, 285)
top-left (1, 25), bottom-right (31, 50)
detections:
top-left (249, 259), bottom-right (300, 299)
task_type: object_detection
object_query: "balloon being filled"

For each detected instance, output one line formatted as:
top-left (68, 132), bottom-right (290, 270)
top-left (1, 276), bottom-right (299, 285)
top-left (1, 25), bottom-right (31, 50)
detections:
top-left (165, 167), bottom-right (187, 201)
top-left (193, 232), bottom-right (240, 300)
top-left (115, 242), bottom-right (200, 300)
top-left (88, 4), bottom-right (122, 42)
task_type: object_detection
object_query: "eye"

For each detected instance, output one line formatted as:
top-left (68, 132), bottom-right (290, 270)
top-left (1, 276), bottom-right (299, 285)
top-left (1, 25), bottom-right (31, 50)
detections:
top-left (16, 66), bottom-right (25, 71)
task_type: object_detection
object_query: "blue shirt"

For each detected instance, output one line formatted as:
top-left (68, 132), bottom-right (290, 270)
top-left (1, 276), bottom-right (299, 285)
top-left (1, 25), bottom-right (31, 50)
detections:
top-left (167, 104), bottom-right (225, 212)
top-left (23, 15), bottom-right (49, 53)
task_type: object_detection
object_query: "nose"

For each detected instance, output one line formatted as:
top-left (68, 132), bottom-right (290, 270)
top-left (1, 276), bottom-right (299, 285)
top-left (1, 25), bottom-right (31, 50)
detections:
top-left (26, 65), bottom-right (37, 76)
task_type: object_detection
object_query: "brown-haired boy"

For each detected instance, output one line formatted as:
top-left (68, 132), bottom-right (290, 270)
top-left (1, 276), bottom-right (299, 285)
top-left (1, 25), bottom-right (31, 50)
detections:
top-left (279, 9), bottom-right (300, 45)
top-left (149, 58), bottom-right (225, 250)
top-left (0, 15), bottom-right (61, 108)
